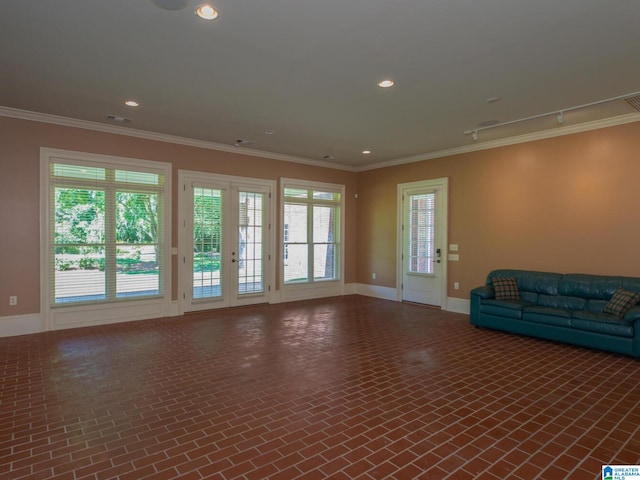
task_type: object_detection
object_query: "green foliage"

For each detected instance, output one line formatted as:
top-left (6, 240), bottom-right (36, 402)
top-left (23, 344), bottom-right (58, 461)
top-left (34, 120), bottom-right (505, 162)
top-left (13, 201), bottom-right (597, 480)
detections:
top-left (194, 253), bottom-right (221, 273)
top-left (193, 192), bottom-right (221, 253)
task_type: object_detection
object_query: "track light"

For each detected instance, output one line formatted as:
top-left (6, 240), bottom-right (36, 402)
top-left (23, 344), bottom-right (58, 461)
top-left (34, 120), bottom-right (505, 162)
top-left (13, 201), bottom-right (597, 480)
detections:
top-left (463, 90), bottom-right (640, 139)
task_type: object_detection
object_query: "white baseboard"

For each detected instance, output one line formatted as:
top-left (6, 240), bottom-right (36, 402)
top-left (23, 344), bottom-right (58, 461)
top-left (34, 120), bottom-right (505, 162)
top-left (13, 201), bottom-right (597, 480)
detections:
top-left (446, 297), bottom-right (470, 315)
top-left (0, 313), bottom-right (43, 337)
top-left (0, 293), bottom-right (470, 338)
top-left (355, 283), bottom-right (399, 301)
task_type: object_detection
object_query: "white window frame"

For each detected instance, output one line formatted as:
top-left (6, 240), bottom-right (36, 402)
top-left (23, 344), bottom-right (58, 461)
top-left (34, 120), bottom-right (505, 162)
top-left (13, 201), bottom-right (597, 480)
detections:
top-left (280, 178), bottom-right (345, 302)
top-left (40, 148), bottom-right (172, 330)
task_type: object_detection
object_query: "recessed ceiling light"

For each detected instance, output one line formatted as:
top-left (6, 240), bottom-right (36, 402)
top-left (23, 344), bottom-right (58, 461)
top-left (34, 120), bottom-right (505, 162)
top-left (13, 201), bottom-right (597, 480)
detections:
top-left (195, 4), bottom-right (219, 20)
top-left (486, 96), bottom-right (502, 104)
top-left (125, 100), bottom-right (139, 107)
top-left (264, 129), bottom-right (276, 135)
top-left (362, 150), bottom-right (371, 155)
top-left (377, 80), bottom-right (395, 88)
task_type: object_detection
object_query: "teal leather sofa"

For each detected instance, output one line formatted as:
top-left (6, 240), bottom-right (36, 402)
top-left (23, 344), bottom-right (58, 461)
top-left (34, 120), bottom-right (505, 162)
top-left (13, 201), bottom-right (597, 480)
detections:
top-left (470, 269), bottom-right (640, 357)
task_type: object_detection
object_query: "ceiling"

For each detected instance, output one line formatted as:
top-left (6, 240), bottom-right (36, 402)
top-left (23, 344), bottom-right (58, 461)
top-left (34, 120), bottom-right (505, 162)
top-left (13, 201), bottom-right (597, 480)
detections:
top-left (1, 0), bottom-right (639, 170)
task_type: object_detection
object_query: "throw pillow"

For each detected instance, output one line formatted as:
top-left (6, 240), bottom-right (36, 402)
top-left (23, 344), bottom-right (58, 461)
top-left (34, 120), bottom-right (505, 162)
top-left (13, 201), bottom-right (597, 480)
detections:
top-left (492, 277), bottom-right (521, 301)
top-left (603, 287), bottom-right (640, 318)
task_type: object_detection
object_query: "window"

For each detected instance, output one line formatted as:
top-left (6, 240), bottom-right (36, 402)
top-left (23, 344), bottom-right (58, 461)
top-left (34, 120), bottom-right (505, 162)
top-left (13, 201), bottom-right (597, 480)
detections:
top-left (46, 156), bottom-right (168, 305)
top-left (408, 192), bottom-right (435, 274)
top-left (282, 181), bottom-right (343, 284)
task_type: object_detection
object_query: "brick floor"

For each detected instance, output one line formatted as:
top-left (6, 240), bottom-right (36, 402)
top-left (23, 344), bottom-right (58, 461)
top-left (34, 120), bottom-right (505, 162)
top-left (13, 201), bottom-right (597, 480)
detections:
top-left (1, 295), bottom-right (639, 479)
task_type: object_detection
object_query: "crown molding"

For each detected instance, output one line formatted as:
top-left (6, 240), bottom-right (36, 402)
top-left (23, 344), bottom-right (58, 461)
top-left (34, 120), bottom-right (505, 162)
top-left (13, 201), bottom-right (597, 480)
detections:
top-left (3, 105), bottom-right (639, 174)
top-left (0, 106), bottom-right (354, 172)
top-left (356, 112), bottom-right (640, 172)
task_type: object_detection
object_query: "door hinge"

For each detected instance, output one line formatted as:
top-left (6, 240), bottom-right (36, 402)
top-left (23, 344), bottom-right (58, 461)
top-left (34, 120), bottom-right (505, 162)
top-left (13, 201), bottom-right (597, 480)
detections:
top-left (183, 292), bottom-right (186, 300)
top-left (183, 256), bottom-right (186, 264)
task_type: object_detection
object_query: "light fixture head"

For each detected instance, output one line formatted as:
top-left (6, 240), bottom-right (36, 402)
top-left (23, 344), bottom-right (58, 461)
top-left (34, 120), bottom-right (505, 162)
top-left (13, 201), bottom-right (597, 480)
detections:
top-left (471, 131), bottom-right (478, 141)
top-left (125, 100), bottom-right (139, 107)
top-left (377, 80), bottom-right (395, 88)
top-left (362, 150), bottom-right (371, 155)
top-left (557, 112), bottom-right (564, 124)
top-left (196, 4), bottom-right (219, 20)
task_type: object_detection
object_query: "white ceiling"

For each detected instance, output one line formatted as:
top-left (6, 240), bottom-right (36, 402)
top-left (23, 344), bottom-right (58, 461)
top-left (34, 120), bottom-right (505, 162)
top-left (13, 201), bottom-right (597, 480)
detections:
top-left (1, 0), bottom-right (639, 169)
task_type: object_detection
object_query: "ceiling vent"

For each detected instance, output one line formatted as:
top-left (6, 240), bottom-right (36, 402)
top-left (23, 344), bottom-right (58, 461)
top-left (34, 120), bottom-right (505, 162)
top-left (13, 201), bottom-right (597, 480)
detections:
top-left (624, 95), bottom-right (640, 112)
top-left (106, 115), bottom-right (132, 123)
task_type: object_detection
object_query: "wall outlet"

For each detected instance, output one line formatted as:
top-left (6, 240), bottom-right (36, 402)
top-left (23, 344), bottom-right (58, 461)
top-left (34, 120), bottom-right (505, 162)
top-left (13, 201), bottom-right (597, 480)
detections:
top-left (453, 282), bottom-right (460, 290)
top-left (9, 296), bottom-right (17, 306)
top-left (372, 273), bottom-right (376, 280)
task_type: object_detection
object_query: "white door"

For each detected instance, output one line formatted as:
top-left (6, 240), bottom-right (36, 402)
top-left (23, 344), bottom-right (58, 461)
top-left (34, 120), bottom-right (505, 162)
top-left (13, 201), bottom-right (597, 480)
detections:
top-left (399, 179), bottom-right (447, 307)
top-left (179, 173), bottom-right (273, 312)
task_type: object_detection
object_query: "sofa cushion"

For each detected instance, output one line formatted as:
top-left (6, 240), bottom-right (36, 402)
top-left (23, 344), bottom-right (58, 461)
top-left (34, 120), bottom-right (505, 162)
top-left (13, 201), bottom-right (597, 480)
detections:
top-left (523, 306), bottom-right (572, 327)
top-left (487, 270), bottom-right (561, 295)
top-left (492, 277), bottom-right (520, 300)
top-left (571, 311), bottom-right (634, 338)
top-left (480, 299), bottom-right (533, 319)
top-left (603, 287), bottom-right (640, 318)
top-left (537, 294), bottom-right (587, 311)
top-left (585, 299), bottom-right (609, 313)
top-left (559, 274), bottom-right (622, 300)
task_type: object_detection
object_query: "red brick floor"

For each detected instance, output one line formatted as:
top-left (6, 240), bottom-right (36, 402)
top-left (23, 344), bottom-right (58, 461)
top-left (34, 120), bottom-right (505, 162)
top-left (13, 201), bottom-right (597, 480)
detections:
top-left (2, 295), bottom-right (640, 479)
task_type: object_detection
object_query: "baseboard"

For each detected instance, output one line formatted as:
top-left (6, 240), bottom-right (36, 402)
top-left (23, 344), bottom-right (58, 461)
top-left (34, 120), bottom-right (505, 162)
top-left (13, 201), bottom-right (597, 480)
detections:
top-left (446, 297), bottom-right (470, 315)
top-left (355, 283), bottom-right (399, 301)
top-left (0, 293), bottom-right (470, 338)
top-left (0, 313), bottom-right (43, 337)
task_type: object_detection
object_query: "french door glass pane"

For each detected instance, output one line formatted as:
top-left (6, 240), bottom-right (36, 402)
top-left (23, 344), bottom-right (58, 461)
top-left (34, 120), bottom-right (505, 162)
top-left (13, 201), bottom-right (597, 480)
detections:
top-left (409, 193), bottom-right (435, 274)
top-left (238, 191), bottom-right (264, 295)
top-left (193, 188), bottom-right (222, 300)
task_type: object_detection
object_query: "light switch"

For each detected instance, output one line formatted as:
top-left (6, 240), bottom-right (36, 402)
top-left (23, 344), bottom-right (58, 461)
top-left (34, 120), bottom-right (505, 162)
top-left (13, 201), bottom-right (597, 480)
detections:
top-left (448, 254), bottom-right (460, 261)
top-left (449, 244), bottom-right (459, 252)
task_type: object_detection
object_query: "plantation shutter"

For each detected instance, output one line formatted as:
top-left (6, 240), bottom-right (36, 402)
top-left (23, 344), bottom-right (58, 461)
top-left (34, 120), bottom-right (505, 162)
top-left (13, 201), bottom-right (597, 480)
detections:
top-left (50, 161), bottom-right (166, 305)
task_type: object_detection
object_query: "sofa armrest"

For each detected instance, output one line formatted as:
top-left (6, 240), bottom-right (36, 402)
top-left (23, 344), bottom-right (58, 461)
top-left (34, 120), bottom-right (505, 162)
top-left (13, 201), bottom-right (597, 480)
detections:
top-left (471, 285), bottom-right (494, 300)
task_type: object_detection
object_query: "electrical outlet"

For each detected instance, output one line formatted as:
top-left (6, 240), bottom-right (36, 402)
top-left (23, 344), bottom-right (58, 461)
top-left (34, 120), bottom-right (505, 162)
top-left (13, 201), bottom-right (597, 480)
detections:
top-left (9, 296), bottom-right (17, 306)
top-left (453, 282), bottom-right (460, 290)
top-left (372, 273), bottom-right (377, 280)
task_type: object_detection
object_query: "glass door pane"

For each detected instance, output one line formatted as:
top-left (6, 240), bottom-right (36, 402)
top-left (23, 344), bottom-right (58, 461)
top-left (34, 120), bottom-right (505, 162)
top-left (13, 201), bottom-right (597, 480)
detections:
top-left (193, 187), bottom-right (223, 300)
top-left (237, 191), bottom-right (264, 295)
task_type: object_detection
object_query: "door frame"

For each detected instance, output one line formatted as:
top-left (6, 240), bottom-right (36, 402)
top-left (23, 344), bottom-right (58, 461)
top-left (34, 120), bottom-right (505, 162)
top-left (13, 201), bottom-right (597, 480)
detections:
top-left (396, 177), bottom-right (448, 309)
top-left (178, 170), bottom-right (276, 314)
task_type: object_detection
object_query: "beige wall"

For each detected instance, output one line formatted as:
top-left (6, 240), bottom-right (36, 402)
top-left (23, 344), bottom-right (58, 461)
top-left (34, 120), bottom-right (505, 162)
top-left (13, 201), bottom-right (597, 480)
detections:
top-left (0, 116), bottom-right (358, 317)
top-left (2, 114), bottom-right (640, 319)
top-left (357, 121), bottom-right (640, 298)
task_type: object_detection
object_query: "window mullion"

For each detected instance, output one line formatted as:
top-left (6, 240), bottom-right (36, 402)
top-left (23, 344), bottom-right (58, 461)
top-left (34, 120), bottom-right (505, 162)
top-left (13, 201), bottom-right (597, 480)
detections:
top-left (307, 202), bottom-right (314, 283)
top-left (105, 174), bottom-right (117, 300)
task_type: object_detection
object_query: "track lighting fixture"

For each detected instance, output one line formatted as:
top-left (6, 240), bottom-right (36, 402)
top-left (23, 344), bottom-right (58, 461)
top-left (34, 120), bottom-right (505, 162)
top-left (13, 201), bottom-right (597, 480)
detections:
top-left (464, 90), bottom-right (640, 141)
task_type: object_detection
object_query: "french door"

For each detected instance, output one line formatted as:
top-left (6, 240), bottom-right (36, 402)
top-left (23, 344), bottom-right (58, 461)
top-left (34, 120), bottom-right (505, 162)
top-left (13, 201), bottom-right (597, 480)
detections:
top-left (179, 171), bottom-right (274, 312)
